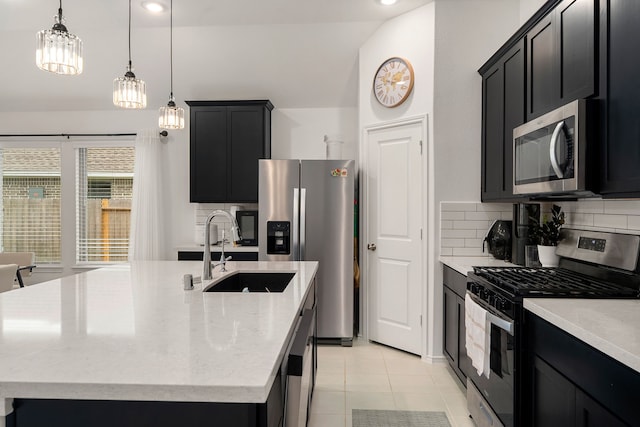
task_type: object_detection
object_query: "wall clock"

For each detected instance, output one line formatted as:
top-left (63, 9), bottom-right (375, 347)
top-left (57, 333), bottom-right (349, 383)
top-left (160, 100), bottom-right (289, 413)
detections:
top-left (373, 57), bottom-right (415, 108)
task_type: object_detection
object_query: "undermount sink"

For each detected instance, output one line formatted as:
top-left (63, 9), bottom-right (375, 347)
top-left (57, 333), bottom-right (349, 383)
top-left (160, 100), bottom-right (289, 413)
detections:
top-left (204, 272), bottom-right (295, 293)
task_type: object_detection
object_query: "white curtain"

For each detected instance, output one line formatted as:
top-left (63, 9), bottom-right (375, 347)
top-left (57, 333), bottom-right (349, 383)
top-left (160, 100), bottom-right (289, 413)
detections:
top-left (128, 129), bottom-right (165, 261)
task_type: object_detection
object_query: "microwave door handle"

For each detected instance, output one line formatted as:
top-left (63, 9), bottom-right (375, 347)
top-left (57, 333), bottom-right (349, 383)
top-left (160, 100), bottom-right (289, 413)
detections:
top-left (549, 121), bottom-right (565, 178)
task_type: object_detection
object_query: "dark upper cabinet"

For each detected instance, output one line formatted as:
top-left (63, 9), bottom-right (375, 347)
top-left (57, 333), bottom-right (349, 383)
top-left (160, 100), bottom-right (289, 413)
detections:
top-left (481, 39), bottom-right (526, 201)
top-left (187, 100), bottom-right (273, 203)
top-left (597, 1), bottom-right (640, 196)
top-left (526, 0), bottom-right (596, 120)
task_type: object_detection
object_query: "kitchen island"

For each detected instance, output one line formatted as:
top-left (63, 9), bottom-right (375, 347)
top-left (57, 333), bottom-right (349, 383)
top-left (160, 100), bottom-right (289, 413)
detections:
top-left (0, 260), bottom-right (318, 427)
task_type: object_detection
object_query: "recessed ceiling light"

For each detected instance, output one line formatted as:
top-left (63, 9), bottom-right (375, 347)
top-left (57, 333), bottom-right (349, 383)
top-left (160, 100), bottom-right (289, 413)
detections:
top-left (379, 0), bottom-right (398, 5)
top-left (141, 1), bottom-right (166, 13)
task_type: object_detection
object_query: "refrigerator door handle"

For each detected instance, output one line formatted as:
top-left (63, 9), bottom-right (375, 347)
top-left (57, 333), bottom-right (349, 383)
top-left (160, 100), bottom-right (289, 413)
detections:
top-left (293, 188), bottom-right (300, 261)
top-left (300, 188), bottom-right (307, 260)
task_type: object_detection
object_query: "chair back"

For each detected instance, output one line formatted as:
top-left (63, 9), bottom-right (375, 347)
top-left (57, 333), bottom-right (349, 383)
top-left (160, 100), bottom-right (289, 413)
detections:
top-left (0, 264), bottom-right (18, 293)
top-left (0, 252), bottom-right (35, 277)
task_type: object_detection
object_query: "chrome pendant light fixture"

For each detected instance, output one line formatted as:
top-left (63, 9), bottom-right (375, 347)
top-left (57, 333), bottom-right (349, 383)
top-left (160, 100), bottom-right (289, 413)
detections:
top-left (159, 0), bottom-right (184, 129)
top-left (113, 0), bottom-right (147, 109)
top-left (36, 0), bottom-right (83, 75)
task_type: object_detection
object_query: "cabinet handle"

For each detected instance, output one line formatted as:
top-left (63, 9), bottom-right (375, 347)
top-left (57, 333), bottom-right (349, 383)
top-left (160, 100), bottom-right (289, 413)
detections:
top-left (549, 120), bottom-right (565, 178)
top-left (367, 243), bottom-right (377, 251)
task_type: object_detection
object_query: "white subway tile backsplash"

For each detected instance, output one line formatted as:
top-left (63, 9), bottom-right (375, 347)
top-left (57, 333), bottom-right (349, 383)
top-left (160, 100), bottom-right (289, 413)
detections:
top-left (627, 215), bottom-right (640, 230)
top-left (440, 202), bottom-right (512, 257)
top-left (465, 238), bottom-right (483, 248)
top-left (442, 238), bottom-right (465, 248)
top-left (452, 247), bottom-right (486, 257)
top-left (593, 214), bottom-right (627, 230)
top-left (465, 211), bottom-right (503, 221)
top-left (440, 247), bottom-right (453, 256)
top-left (565, 212), bottom-right (594, 227)
top-left (441, 211), bottom-right (466, 220)
top-left (604, 200), bottom-right (640, 215)
top-left (442, 229), bottom-right (477, 238)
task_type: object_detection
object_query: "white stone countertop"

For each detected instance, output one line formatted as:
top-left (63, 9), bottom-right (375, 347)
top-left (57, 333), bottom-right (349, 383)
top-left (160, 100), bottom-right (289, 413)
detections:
top-left (439, 256), bottom-right (518, 276)
top-left (524, 298), bottom-right (640, 373)
top-left (176, 244), bottom-right (259, 252)
top-left (0, 261), bottom-right (318, 404)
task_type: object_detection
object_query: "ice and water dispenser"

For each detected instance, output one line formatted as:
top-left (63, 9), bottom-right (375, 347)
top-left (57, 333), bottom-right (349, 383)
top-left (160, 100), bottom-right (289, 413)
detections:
top-left (266, 221), bottom-right (290, 255)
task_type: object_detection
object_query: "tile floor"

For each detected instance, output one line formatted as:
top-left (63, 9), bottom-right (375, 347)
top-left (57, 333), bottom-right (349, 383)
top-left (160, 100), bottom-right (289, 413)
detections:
top-left (308, 339), bottom-right (476, 427)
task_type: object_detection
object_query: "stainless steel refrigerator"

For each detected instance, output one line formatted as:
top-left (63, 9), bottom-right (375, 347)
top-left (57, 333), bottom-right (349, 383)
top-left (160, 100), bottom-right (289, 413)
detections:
top-left (258, 159), bottom-right (354, 345)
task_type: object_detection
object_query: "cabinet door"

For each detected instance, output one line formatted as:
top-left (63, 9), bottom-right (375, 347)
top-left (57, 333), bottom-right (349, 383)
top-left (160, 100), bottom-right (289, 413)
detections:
top-left (531, 356), bottom-right (576, 427)
top-left (598, 1), bottom-right (640, 195)
top-left (481, 39), bottom-right (525, 201)
top-left (190, 107), bottom-right (227, 202)
top-left (527, 14), bottom-right (557, 119)
top-left (557, 0), bottom-right (595, 103)
top-left (527, 0), bottom-right (596, 120)
top-left (228, 106), bottom-right (267, 202)
top-left (443, 286), bottom-right (459, 366)
top-left (575, 389), bottom-right (627, 427)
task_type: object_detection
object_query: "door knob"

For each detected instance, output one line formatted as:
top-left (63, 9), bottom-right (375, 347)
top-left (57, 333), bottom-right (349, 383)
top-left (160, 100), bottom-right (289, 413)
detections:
top-left (367, 243), bottom-right (377, 251)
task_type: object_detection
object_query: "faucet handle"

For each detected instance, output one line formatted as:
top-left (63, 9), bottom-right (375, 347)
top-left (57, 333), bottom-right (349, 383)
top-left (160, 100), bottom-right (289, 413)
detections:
top-left (224, 256), bottom-right (232, 262)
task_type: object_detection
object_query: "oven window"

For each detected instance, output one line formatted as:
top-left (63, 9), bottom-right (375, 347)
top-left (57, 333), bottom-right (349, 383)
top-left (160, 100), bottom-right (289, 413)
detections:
top-left (490, 324), bottom-right (514, 379)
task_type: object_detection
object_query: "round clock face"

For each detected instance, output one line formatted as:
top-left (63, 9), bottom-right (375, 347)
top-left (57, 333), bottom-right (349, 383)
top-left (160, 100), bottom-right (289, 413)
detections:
top-left (373, 57), bottom-right (415, 108)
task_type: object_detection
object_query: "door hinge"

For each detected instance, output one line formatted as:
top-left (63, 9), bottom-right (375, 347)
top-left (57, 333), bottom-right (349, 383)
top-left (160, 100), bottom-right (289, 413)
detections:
top-left (419, 140), bottom-right (423, 154)
top-left (420, 228), bottom-right (423, 240)
top-left (420, 315), bottom-right (423, 326)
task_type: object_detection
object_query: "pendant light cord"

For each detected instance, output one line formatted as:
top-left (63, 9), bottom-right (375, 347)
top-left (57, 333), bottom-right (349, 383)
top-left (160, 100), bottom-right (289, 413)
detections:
top-left (170, 0), bottom-right (174, 98)
top-left (128, 0), bottom-right (133, 70)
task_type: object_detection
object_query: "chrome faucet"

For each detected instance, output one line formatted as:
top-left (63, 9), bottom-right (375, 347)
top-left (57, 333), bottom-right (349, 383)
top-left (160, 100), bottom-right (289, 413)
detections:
top-left (203, 210), bottom-right (242, 280)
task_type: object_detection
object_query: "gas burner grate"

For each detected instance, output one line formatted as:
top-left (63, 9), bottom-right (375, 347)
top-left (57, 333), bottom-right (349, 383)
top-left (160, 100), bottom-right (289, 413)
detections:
top-left (472, 266), bottom-right (640, 297)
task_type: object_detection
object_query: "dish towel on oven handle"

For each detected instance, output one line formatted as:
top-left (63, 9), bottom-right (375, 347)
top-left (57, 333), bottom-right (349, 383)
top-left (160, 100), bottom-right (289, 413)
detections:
top-left (465, 294), bottom-right (491, 378)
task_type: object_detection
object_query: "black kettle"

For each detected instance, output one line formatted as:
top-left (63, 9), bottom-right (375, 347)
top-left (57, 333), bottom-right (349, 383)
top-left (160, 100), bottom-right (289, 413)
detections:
top-left (483, 220), bottom-right (512, 261)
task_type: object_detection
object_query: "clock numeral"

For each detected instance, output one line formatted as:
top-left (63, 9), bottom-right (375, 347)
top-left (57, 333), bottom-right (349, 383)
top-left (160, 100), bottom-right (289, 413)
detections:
top-left (401, 85), bottom-right (408, 90)
top-left (377, 90), bottom-right (384, 98)
top-left (375, 84), bottom-right (383, 90)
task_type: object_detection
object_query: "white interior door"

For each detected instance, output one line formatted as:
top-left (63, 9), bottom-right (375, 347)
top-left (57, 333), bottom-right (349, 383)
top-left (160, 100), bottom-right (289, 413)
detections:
top-left (366, 121), bottom-right (423, 355)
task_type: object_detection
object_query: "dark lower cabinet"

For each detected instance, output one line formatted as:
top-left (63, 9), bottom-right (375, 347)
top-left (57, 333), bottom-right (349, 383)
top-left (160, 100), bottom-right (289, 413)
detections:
top-left (526, 0), bottom-right (596, 120)
top-left (8, 371), bottom-right (283, 427)
top-left (481, 39), bottom-right (526, 201)
top-left (525, 312), bottom-right (636, 427)
top-left (442, 266), bottom-right (470, 384)
top-left (597, 1), bottom-right (640, 196)
top-left (187, 100), bottom-right (273, 203)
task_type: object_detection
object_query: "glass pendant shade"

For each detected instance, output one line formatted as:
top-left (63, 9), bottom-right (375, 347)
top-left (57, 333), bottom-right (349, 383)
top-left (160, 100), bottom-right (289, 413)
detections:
top-left (36, 13), bottom-right (83, 75)
top-left (159, 98), bottom-right (185, 129)
top-left (113, 68), bottom-right (147, 109)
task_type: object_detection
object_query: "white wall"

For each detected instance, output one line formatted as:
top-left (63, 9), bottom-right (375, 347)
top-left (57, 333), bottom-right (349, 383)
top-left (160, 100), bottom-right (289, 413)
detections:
top-left (520, 0), bottom-right (548, 24)
top-left (272, 108), bottom-right (358, 161)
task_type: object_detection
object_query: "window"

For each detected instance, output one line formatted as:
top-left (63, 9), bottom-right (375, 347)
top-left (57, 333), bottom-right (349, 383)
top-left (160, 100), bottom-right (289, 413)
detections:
top-left (0, 147), bottom-right (62, 263)
top-left (0, 140), bottom-right (134, 267)
top-left (76, 147), bottom-right (134, 263)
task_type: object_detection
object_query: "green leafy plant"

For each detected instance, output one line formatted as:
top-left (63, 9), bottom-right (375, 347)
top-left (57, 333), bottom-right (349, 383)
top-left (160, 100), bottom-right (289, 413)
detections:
top-left (529, 204), bottom-right (565, 246)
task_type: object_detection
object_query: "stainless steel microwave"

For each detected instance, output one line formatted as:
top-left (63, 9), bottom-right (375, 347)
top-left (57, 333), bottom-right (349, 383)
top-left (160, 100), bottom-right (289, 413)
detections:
top-left (513, 99), bottom-right (594, 196)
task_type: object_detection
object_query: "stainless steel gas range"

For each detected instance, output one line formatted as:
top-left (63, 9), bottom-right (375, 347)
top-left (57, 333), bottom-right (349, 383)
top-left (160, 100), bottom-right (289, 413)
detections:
top-left (465, 229), bottom-right (640, 427)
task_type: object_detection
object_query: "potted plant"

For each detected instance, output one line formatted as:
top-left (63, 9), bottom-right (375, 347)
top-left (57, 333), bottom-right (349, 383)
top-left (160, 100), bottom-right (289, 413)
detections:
top-left (529, 205), bottom-right (565, 267)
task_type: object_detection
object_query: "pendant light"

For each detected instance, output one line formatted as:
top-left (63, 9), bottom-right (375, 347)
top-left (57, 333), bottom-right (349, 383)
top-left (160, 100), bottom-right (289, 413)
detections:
top-left (113, 0), bottom-right (147, 109)
top-left (36, 0), bottom-right (83, 75)
top-left (159, 0), bottom-right (185, 129)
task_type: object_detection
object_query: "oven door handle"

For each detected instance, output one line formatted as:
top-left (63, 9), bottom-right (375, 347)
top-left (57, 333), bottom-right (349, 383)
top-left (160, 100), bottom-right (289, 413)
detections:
top-left (549, 120), bottom-right (565, 179)
top-left (486, 310), bottom-right (515, 336)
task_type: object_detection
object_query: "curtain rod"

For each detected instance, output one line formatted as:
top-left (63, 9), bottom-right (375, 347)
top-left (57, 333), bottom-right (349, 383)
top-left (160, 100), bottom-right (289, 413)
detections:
top-left (0, 131), bottom-right (168, 138)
